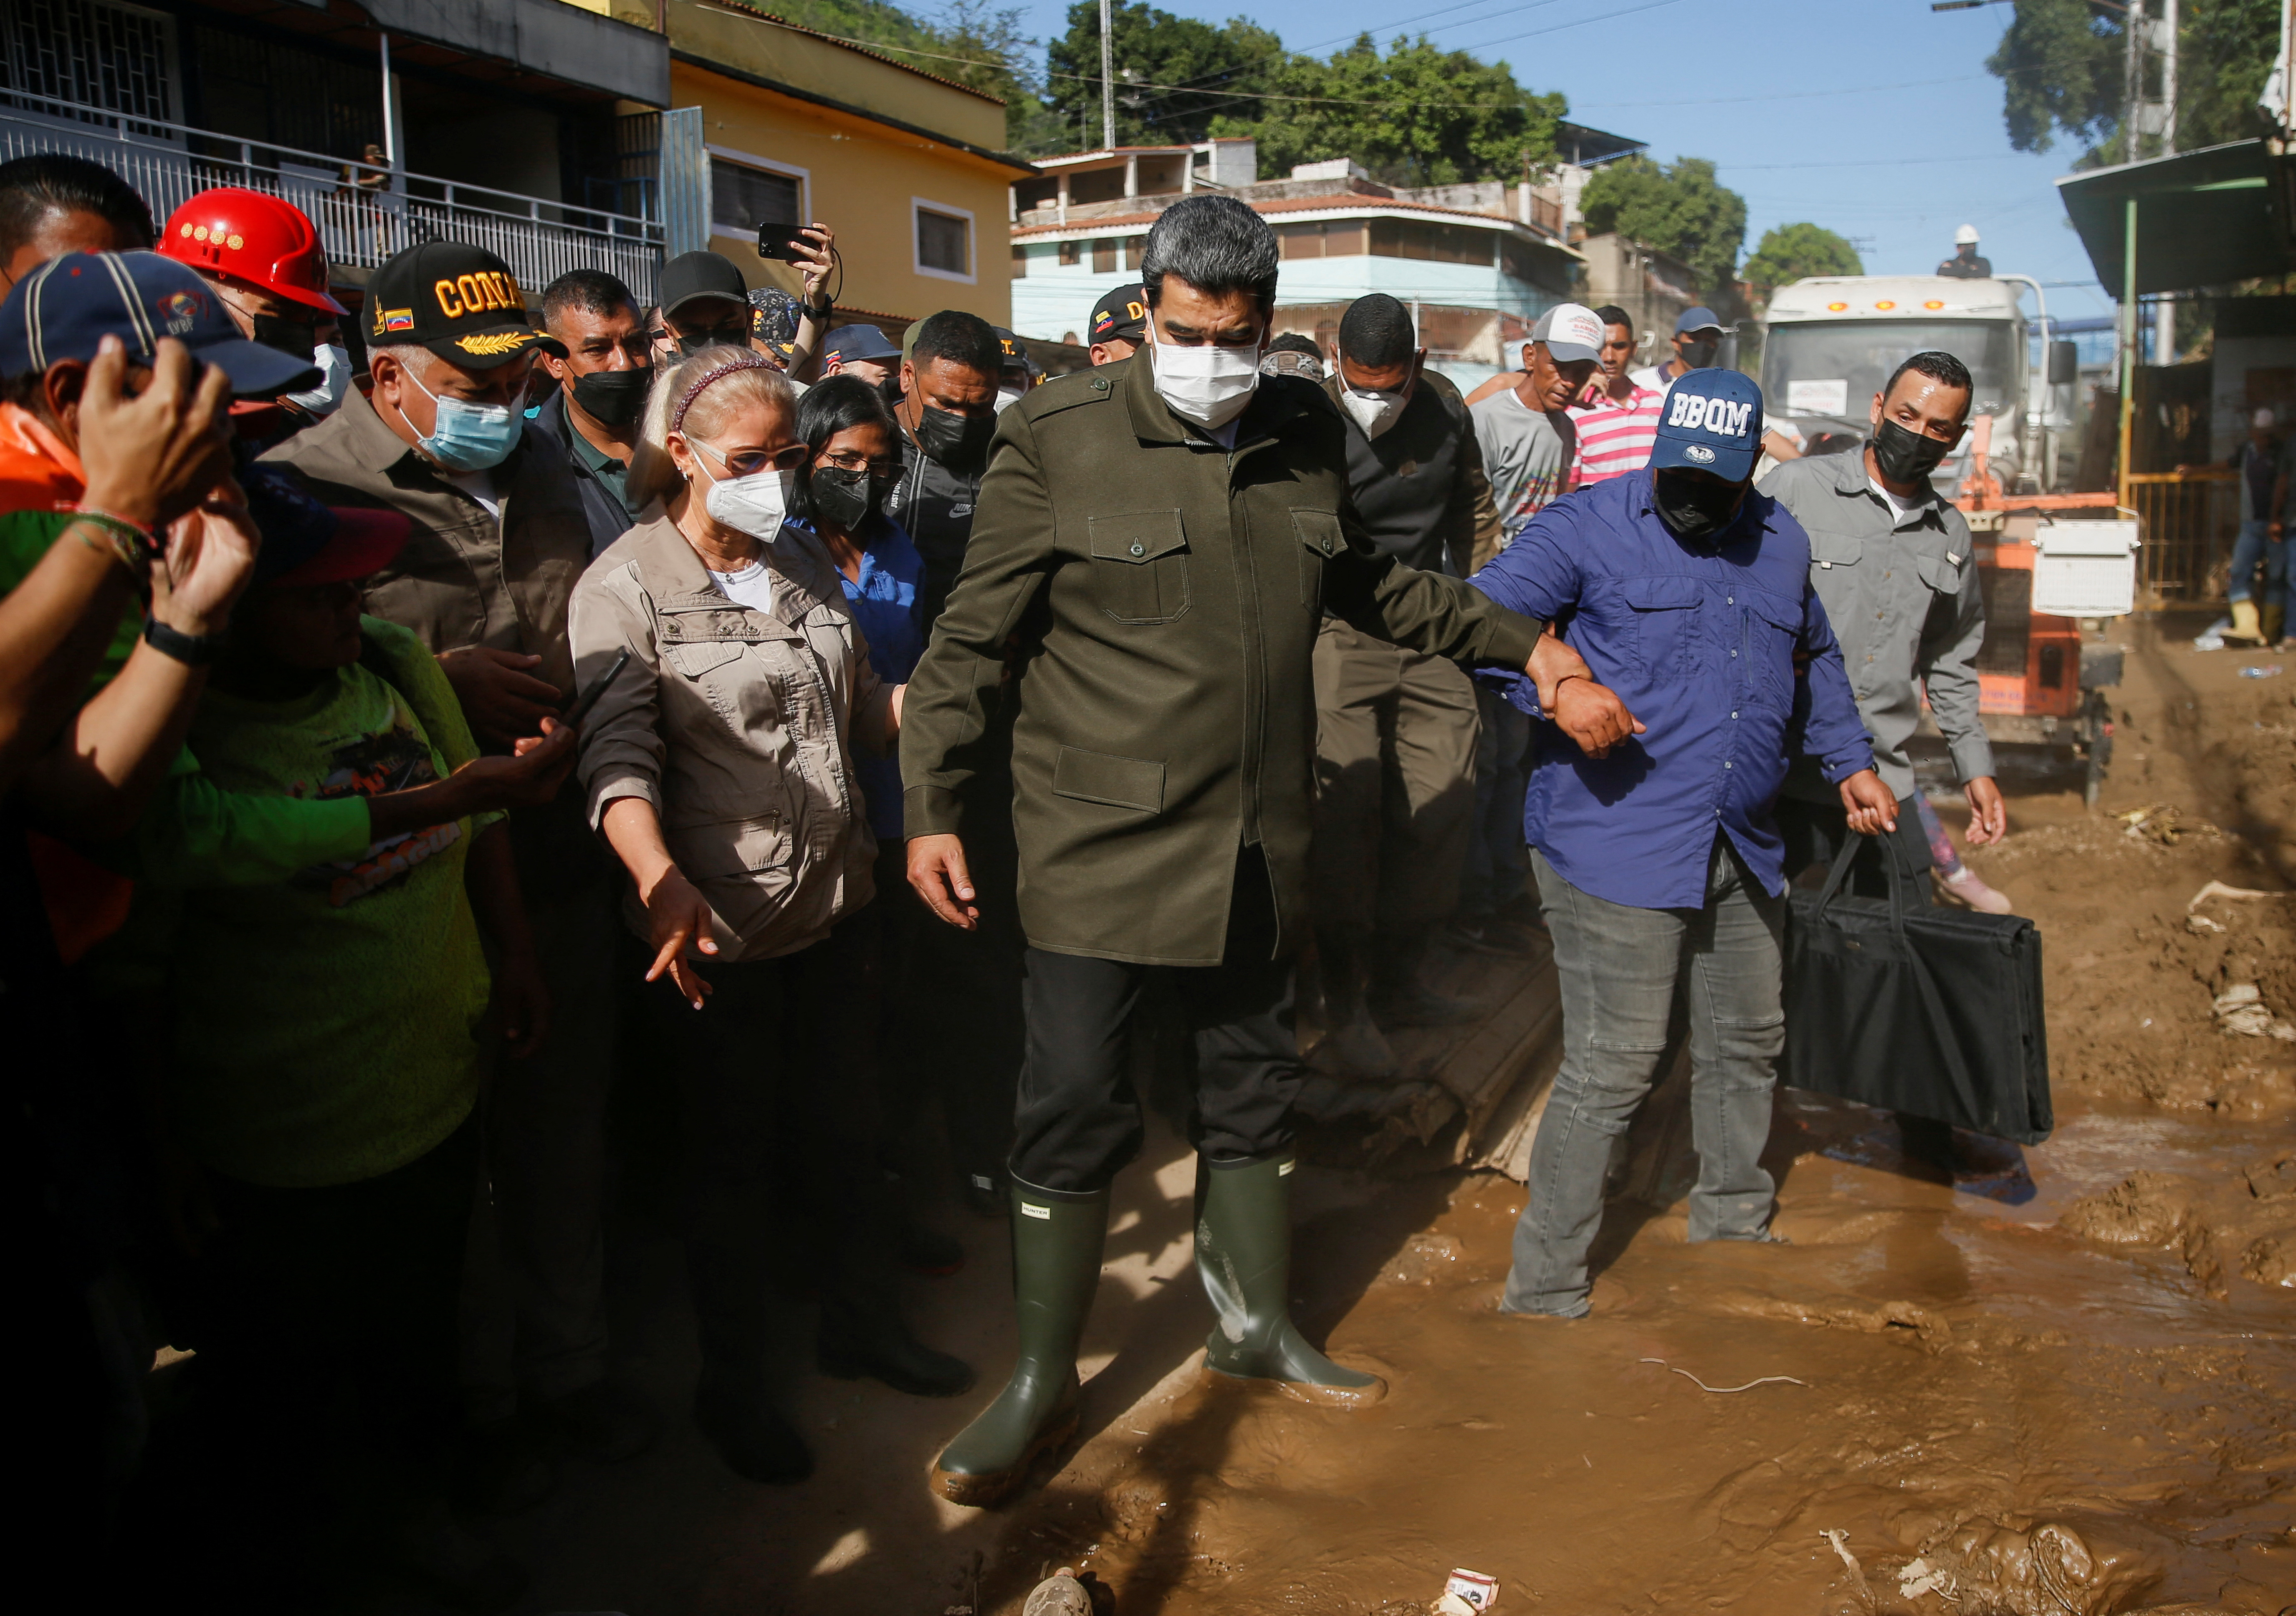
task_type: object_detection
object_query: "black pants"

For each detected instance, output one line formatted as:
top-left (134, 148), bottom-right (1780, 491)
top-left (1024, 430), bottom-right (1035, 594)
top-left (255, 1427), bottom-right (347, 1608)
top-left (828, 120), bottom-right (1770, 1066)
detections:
top-left (1011, 851), bottom-right (1300, 1193)
top-left (872, 839), bottom-right (1022, 1192)
top-left (1775, 791), bottom-right (1931, 903)
top-left (138, 1118), bottom-right (477, 1608)
top-left (638, 924), bottom-right (880, 1383)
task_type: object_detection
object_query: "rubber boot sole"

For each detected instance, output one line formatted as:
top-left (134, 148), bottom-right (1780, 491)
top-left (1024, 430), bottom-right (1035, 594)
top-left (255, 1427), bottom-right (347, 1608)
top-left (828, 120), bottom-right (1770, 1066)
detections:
top-left (1201, 1355), bottom-right (1388, 1408)
top-left (929, 1401), bottom-right (1080, 1508)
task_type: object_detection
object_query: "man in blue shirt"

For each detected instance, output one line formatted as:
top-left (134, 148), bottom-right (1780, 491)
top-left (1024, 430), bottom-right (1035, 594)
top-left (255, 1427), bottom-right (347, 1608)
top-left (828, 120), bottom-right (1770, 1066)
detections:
top-left (1467, 368), bottom-right (1899, 1318)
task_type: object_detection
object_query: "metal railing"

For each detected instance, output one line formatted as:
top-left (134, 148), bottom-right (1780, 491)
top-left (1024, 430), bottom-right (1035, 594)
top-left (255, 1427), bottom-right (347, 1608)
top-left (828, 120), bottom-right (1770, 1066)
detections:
top-left (2125, 470), bottom-right (2238, 601)
top-left (0, 89), bottom-right (665, 302)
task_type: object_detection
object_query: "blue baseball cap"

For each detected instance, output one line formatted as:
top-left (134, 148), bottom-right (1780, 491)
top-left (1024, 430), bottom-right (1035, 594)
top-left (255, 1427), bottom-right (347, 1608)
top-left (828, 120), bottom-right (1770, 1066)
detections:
top-left (0, 250), bottom-right (319, 395)
top-left (1649, 368), bottom-right (1764, 482)
top-left (822, 323), bottom-right (900, 368)
top-left (1673, 305), bottom-right (1724, 337)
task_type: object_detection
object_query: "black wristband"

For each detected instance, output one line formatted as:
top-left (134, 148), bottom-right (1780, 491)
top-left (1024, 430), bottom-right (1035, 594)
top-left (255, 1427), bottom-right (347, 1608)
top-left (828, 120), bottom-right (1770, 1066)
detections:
top-left (807, 299), bottom-right (834, 320)
top-left (143, 617), bottom-right (228, 666)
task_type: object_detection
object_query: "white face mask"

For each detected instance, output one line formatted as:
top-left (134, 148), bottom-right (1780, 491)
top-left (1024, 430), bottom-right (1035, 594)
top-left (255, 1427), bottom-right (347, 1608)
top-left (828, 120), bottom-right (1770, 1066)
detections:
top-left (1149, 326), bottom-right (1260, 430)
top-left (1340, 386), bottom-right (1407, 439)
top-left (283, 343), bottom-right (352, 417)
top-left (692, 442), bottom-right (792, 540)
top-left (994, 384), bottom-right (1025, 414)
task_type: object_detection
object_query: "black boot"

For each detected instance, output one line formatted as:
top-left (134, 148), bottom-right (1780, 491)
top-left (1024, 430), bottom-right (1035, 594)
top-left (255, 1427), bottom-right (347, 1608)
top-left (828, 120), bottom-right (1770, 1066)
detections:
top-left (1369, 922), bottom-right (1482, 1028)
top-left (931, 1178), bottom-right (1108, 1507)
top-left (818, 1297), bottom-right (976, 1398)
top-left (1196, 1154), bottom-right (1384, 1404)
top-left (693, 1369), bottom-right (812, 1484)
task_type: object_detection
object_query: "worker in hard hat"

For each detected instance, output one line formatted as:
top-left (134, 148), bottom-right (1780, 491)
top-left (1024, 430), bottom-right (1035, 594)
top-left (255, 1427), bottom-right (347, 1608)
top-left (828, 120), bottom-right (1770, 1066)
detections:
top-left (1936, 225), bottom-right (1991, 280)
top-left (156, 187), bottom-right (351, 427)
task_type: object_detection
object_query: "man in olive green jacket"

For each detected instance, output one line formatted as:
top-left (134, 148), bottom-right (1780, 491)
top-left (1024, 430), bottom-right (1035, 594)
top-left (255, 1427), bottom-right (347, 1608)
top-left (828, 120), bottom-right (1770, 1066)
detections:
top-left (903, 196), bottom-right (1636, 1507)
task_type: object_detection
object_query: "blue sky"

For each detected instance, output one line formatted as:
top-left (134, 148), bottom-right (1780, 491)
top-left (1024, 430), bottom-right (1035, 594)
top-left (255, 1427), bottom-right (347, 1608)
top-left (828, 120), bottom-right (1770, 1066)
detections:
top-left (1008, 0), bottom-right (2119, 324)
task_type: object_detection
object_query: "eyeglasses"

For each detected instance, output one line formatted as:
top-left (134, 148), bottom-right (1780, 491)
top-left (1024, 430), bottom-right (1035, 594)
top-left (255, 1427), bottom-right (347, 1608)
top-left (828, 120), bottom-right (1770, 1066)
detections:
top-left (693, 438), bottom-right (808, 477)
top-left (815, 449), bottom-right (901, 478)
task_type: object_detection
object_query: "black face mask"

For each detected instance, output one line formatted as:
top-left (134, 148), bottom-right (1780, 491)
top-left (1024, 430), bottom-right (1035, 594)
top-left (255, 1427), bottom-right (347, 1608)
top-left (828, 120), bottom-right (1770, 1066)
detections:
top-left (809, 464), bottom-right (882, 531)
top-left (913, 402), bottom-right (995, 469)
top-left (570, 366), bottom-right (650, 427)
top-left (1869, 415), bottom-right (1955, 484)
top-left (1651, 468), bottom-right (1748, 541)
top-left (249, 310), bottom-right (319, 361)
top-left (1677, 337), bottom-right (1721, 369)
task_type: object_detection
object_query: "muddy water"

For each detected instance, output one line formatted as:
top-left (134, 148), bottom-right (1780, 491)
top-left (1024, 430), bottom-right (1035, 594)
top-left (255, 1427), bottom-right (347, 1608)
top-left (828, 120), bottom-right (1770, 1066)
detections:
top-left (987, 1095), bottom-right (2296, 1615)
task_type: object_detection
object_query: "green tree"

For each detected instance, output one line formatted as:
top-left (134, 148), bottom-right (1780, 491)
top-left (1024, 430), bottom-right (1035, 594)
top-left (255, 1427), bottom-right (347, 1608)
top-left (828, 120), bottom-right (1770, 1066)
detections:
top-left (1044, 2), bottom-right (1285, 149)
top-left (1985, 0), bottom-right (2278, 160)
top-left (1742, 222), bottom-right (1863, 298)
top-left (766, 0), bottom-right (1058, 152)
top-left (1578, 155), bottom-right (1747, 301)
top-left (1211, 34), bottom-right (1563, 188)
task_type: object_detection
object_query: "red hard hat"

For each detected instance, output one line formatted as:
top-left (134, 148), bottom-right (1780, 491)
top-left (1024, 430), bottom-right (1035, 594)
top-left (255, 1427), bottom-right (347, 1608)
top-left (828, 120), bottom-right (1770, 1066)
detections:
top-left (157, 187), bottom-right (348, 317)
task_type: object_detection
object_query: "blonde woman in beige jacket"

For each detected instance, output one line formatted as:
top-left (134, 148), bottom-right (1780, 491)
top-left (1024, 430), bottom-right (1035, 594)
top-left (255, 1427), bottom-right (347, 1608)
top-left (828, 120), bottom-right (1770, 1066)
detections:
top-left (569, 350), bottom-right (971, 1487)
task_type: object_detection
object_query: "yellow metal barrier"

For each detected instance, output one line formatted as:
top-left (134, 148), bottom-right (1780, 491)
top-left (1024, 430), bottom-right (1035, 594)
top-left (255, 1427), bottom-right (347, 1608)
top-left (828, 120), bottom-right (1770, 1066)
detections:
top-left (2124, 470), bottom-right (2237, 602)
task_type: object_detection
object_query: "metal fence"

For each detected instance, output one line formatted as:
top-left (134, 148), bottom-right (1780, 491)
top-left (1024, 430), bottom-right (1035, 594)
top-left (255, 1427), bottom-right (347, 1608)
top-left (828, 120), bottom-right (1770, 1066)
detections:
top-left (2125, 471), bottom-right (2239, 602)
top-left (0, 90), bottom-right (665, 302)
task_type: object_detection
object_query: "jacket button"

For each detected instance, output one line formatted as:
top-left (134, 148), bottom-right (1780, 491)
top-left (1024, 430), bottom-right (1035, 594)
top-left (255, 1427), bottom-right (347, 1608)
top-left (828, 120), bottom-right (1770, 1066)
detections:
top-left (1321, 537), bottom-right (1334, 554)
top-left (1092, 378), bottom-right (1109, 391)
top-left (1130, 541), bottom-right (1145, 556)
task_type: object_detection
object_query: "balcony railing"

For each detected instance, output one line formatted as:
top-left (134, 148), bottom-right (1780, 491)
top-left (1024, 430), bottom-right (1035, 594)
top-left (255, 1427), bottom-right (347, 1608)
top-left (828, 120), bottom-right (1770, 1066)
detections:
top-left (0, 89), bottom-right (665, 303)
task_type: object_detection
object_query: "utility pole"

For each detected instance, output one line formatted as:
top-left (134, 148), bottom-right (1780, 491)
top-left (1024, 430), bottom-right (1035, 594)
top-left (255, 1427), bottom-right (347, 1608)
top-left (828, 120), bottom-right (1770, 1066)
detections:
top-left (2154, 0), bottom-right (2178, 364)
top-left (1100, 0), bottom-right (1116, 152)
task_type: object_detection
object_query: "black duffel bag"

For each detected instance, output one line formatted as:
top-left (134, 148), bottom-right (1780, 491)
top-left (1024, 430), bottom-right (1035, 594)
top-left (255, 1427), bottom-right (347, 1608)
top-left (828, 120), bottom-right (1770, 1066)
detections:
top-left (1783, 837), bottom-right (2052, 1144)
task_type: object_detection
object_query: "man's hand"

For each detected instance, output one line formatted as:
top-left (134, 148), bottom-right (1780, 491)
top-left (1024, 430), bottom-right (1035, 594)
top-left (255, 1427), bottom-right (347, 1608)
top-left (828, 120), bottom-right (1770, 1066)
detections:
top-left (1839, 769), bottom-right (1899, 836)
top-left (640, 867), bottom-right (718, 1008)
top-left (76, 334), bottom-right (234, 530)
top-left (1963, 775), bottom-right (2007, 847)
top-left (149, 488), bottom-right (260, 638)
top-left (1552, 677), bottom-right (1644, 758)
top-left (489, 945), bottom-right (551, 1058)
top-left (1525, 630), bottom-right (1589, 714)
top-left (908, 832), bottom-right (979, 930)
top-left (437, 645), bottom-right (563, 744)
top-left (449, 717), bottom-right (579, 812)
top-left (791, 223), bottom-right (836, 307)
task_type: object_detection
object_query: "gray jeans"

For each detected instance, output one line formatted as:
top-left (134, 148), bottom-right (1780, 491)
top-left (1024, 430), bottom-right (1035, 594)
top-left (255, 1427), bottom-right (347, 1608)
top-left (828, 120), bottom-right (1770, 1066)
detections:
top-left (1502, 837), bottom-right (1786, 1317)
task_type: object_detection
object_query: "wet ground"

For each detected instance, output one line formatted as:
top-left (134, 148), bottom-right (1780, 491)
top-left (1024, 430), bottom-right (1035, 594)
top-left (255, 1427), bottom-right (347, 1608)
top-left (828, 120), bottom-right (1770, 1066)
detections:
top-left (500, 614), bottom-right (2293, 1616)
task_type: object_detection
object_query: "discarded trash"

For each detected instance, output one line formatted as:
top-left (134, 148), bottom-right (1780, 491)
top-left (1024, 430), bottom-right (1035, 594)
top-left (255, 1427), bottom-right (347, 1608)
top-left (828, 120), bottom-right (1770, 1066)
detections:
top-left (2192, 615), bottom-right (2230, 650)
top-left (1898, 1555), bottom-right (1956, 1599)
top-left (1021, 1569), bottom-right (1091, 1616)
top-left (1818, 1530), bottom-right (1873, 1603)
top-left (1430, 1598), bottom-right (1479, 1616)
top-left (1440, 1568), bottom-right (1499, 1610)
top-left (1641, 1356), bottom-right (1808, 1393)
top-left (2236, 663), bottom-right (2284, 678)
top-left (2116, 803), bottom-right (2187, 844)
top-left (2186, 914), bottom-right (2226, 934)
top-left (2213, 984), bottom-right (2296, 1041)
top-left (2186, 879), bottom-right (2283, 910)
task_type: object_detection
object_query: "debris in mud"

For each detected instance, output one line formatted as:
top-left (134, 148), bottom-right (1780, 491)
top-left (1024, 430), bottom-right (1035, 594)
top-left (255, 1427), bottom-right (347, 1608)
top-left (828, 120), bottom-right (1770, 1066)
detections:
top-left (2212, 983), bottom-right (2296, 1041)
top-left (1436, 1567), bottom-right (1499, 1611)
top-left (1382, 1233), bottom-right (1464, 1285)
top-left (2186, 913), bottom-right (2226, 934)
top-left (2061, 1171), bottom-right (2191, 1246)
top-left (2185, 879), bottom-right (2283, 910)
top-left (2117, 803), bottom-right (2199, 845)
top-left (1899, 1517), bottom-right (2162, 1616)
top-left (1639, 1356), bottom-right (1809, 1394)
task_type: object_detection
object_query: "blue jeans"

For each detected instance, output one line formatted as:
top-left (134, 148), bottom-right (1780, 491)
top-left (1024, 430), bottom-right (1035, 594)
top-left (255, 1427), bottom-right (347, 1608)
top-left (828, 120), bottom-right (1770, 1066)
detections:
top-left (2228, 518), bottom-right (2286, 604)
top-left (1502, 838), bottom-right (1786, 1317)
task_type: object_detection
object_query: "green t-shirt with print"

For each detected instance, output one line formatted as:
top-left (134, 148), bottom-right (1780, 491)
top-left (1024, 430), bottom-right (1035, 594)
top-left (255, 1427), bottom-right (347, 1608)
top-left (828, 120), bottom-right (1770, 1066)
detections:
top-left (158, 618), bottom-right (495, 1188)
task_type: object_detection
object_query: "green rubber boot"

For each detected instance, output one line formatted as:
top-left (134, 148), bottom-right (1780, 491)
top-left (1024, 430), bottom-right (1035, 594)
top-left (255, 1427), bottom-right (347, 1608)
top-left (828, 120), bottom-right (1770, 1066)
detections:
top-left (1196, 1154), bottom-right (1386, 1405)
top-left (930, 1177), bottom-right (1108, 1507)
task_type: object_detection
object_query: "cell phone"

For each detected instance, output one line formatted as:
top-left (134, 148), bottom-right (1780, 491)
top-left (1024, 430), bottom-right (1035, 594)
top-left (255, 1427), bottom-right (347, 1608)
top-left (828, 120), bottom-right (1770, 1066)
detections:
top-left (756, 222), bottom-right (810, 262)
top-left (562, 648), bottom-right (632, 728)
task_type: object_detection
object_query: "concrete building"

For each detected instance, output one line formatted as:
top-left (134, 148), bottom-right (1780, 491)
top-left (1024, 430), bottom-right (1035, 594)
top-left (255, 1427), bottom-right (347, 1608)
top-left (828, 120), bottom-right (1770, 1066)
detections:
top-left (1007, 138), bottom-right (1596, 391)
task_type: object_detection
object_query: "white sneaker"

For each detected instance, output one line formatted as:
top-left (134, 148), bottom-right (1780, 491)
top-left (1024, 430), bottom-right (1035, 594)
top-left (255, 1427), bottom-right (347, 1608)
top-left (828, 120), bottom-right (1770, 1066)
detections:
top-left (1939, 867), bottom-right (2014, 915)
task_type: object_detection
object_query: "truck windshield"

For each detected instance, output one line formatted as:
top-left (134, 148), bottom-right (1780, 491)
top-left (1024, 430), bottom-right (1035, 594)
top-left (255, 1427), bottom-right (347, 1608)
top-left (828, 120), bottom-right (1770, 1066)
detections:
top-left (1761, 319), bottom-right (2018, 422)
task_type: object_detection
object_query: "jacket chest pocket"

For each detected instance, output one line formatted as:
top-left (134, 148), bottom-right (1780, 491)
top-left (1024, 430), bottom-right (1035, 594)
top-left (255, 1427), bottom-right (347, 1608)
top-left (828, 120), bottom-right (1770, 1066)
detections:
top-left (1087, 510), bottom-right (1190, 625)
top-left (1292, 509), bottom-right (1343, 612)
top-left (678, 811), bottom-right (794, 882)
top-left (1741, 588), bottom-right (1804, 695)
top-left (1622, 574), bottom-right (1702, 678)
top-left (660, 610), bottom-right (780, 726)
top-left (1914, 549), bottom-right (1966, 640)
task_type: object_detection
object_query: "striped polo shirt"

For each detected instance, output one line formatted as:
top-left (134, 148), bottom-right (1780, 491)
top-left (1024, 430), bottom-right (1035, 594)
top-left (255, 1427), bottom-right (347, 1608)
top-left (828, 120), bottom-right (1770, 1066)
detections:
top-left (1568, 383), bottom-right (1665, 485)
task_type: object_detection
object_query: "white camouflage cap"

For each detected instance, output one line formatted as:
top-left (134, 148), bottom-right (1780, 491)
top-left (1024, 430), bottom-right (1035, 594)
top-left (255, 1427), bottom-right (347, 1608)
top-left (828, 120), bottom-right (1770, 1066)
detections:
top-left (1532, 302), bottom-right (1605, 364)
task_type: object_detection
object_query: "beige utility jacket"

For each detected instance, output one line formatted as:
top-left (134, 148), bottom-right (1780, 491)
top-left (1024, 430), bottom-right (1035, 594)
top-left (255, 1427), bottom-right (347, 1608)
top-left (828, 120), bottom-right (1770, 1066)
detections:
top-left (570, 514), bottom-right (893, 962)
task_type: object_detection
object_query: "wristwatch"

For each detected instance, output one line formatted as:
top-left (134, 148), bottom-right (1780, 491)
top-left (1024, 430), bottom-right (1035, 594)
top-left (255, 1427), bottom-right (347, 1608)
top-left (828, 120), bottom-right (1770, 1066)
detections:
top-left (143, 617), bottom-right (228, 665)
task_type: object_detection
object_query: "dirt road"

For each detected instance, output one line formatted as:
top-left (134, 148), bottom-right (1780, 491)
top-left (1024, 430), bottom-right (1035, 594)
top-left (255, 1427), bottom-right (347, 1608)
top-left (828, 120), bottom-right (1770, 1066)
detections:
top-left (504, 614), bottom-right (2293, 1616)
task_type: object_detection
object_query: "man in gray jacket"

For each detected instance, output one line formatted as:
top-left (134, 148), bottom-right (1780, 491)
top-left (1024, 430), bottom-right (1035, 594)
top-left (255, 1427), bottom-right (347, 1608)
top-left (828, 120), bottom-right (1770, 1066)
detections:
top-left (1761, 349), bottom-right (2005, 884)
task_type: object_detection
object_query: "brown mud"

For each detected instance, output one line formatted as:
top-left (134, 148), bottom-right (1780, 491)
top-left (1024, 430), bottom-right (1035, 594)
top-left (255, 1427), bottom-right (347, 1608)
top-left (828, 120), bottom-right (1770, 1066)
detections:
top-left (499, 616), bottom-right (2293, 1616)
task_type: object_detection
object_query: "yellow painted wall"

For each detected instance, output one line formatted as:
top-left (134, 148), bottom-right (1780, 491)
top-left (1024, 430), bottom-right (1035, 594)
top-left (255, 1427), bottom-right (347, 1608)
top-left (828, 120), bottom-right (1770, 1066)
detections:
top-left (559, 0), bottom-right (1019, 324)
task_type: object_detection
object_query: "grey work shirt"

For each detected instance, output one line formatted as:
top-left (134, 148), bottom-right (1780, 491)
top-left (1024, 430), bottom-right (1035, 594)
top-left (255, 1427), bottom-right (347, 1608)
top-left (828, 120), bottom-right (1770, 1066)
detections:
top-left (1759, 449), bottom-right (1993, 802)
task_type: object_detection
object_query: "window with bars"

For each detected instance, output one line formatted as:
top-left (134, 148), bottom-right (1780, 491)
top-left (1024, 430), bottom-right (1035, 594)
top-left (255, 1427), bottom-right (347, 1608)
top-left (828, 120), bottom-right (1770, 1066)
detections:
top-left (711, 157), bottom-right (801, 238)
top-left (0, 0), bottom-right (177, 126)
top-left (189, 24), bottom-right (381, 160)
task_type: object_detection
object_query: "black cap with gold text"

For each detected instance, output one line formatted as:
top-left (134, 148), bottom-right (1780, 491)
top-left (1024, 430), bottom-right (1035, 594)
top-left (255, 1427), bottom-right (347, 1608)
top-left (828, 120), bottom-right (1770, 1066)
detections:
top-left (364, 239), bottom-right (565, 370)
